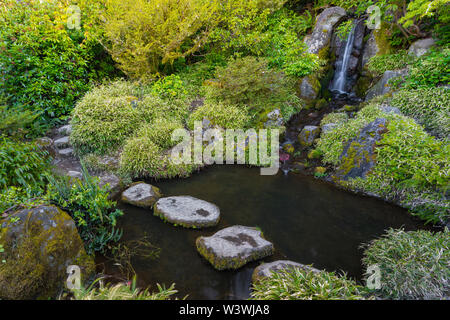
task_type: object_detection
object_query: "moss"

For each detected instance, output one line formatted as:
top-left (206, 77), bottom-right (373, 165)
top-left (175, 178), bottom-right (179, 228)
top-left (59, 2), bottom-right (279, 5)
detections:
top-left (283, 144), bottom-right (295, 154)
top-left (355, 75), bottom-right (374, 97)
top-left (0, 206), bottom-right (95, 300)
top-left (373, 23), bottom-right (393, 56)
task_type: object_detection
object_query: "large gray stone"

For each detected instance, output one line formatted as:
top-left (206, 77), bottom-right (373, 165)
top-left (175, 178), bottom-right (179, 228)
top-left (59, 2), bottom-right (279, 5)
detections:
top-left (196, 226), bottom-right (274, 270)
top-left (121, 182), bottom-right (161, 208)
top-left (305, 7), bottom-right (347, 54)
top-left (336, 118), bottom-right (388, 180)
top-left (298, 126), bottom-right (320, 146)
top-left (365, 69), bottom-right (408, 101)
top-left (54, 136), bottom-right (70, 149)
top-left (98, 173), bottom-right (123, 200)
top-left (154, 196), bottom-right (220, 228)
top-left (0, 206), bottom-right (94, 300)
top-left (57, 124), bottom-right (72, 136)
top-left (252, 260), bottom-right (320, 283)
top-left (299, 76), bottom-right (320, 100)
top-left (362, 32), bottom-right (379, 67)
top-left (408, 38), bottom-right (435, 57)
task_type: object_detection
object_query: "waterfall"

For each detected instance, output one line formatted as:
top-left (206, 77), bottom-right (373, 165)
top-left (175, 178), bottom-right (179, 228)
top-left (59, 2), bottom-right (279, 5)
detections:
top-left (330, 22), bottom-right (356, 94)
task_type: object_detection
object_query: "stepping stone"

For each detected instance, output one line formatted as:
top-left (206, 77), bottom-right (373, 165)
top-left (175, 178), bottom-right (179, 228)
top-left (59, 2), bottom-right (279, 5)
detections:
top-left (121, 182), bottom-right (161, 208)
top-left (154, 196), bottom-right (220, 228)
top-left (196, 226), bottom-right (274, 270)
top-left (67, 171), bottom-right (83, 180)
top-left (252, 260), bottom-right (320, 283)
top-left (98, 173), bottom-right (123, 200)
top-left (58, 148), bottom-right (74, 157)
top-left (57, 124), bottom-right (72, 136)
top-left (54, 136), bottom-right (70, 149)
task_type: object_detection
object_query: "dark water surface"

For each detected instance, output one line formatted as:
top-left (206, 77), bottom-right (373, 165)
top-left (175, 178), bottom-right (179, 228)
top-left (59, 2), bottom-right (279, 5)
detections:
top-left (100, 165), bottom-right (425, 300)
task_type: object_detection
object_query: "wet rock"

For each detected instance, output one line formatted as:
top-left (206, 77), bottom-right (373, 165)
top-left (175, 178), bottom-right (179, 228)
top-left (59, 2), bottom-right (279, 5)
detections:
top-left (121, 182), bottom-right (161, 208)
top-left (98, 173), bottom-right (123, 200)
top-left (0, 205), bottom-right (95, 300)
top-left (57, 148), bottom-right (74, 157)
top-left (365, 69), bottom-right (408, 101)
top-left (305, 7), bottom-right (347, 54)
top-left (408, 38), bottom-right (435, 57)
top-left (57, 124), bottom-right (72, 136)
top-left (336, 118), bottom-right (388, 180)
top-left (154, 196), bottom-right (220, 228)
top-left (196, 226), bottom-right (274, 270)
top-left (54, 136), bottom-right (70, 149)
top-left (299, 75), bottom-right (320, 101)
top-left (298, 126), bottom-right (320, 147)
top-left (252, 260), bottom-right (320, 283)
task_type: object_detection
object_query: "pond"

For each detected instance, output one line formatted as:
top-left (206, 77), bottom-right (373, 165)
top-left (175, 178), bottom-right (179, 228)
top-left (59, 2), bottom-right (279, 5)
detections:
top-left (97, 165), bottom-right (426, 300)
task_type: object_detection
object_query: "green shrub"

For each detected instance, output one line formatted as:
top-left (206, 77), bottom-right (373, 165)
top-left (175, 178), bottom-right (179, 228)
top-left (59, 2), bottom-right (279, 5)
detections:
top-left (150, 74), bottom-right (188, 100)
top-left (391, 87), bottom-right (450, 139)
top-left (204, 56), bottom-right (301, 126)
top-left (138, 95), bottom-right (190, 124)
top-left (320, 112), bottom-right (349, 126)
top-left (188, 102), bottom-right (250, 129)
top-left (0, 105), bottom-right (39, 139)
top-left (251, 267), bottom-right (368, 300)
top-left (0, 137), bottom-right (50, 190)
top-left (137, 119), bottom-right (184, 150)
top-left (0, 0), bottom-right (117, 128)
top-left (72, 277), bottom-right (177, 300)
top-left (362, 228), bottom-right (450, 300)
top-left (46, 167), bottom-right (123, 254)
top-left (366, 51), bottom-right (416, 77)
top-left (0, 186), bottom-right (45, 214)
top-left (71, 93), bottom-right (141, 155)
top-left (403, 46), bottom-right (450, 89)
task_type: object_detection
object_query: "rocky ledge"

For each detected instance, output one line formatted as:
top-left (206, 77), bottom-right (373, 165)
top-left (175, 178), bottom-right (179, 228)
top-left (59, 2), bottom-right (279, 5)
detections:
top-left (121, 182), bottom-right (162, 208)
top-left (252, 260), bottom-right (320, 283)
top-left (154, 196), bottom-right (220, 228)
top-left (196, 226), bottom-right (274, 270)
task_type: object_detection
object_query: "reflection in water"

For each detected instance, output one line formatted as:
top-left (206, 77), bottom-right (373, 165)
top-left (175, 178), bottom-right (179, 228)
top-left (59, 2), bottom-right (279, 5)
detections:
top-left (98, 165), bottom-right (426, 300)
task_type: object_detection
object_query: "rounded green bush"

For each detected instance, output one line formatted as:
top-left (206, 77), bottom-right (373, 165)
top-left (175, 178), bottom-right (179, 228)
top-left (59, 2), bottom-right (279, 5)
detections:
top-left (137, 119), bottom-right (184, 150)
top-left (188, 102), bottom-right (250, 129)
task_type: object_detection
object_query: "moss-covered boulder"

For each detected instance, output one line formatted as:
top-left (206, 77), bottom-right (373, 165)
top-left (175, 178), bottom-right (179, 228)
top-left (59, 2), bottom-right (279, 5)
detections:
top-left (361, 26), bottom-right (393, 68)
top-left (154, 196), bottom-right (220, 228)
top-left (252, 260), bottom-right (320, 283)
top-left (121, 182), bottom-right (161, 208)
top-left (298, 126), bottom-right (321, 147)
top-left (408, 38), bottom-right (436, 58)
top-left (0, 205), bottom-right (95, 300)
top-left (335, 118), bottom-right (388, 181)
top-left (365, 69), bottom-right (408, 101)
top-left (196, 226), bottom-right (274, 270)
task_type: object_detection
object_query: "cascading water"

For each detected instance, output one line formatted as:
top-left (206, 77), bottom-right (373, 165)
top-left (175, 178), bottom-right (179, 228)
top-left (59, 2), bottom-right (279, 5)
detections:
top-left (330, 21), bottom-right (356, 95)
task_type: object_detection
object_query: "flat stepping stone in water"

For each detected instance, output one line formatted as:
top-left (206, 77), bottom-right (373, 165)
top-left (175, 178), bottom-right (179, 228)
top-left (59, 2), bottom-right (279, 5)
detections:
top-left (121, 182), bottom-right (161, 208)
top-left (196, 226), bottom-right (274, 270)
top-left (252, 260), bottom-right (320, 283)
top-left (154, 196), bottom-right (220, 228)
top-left (54, 136), bottom-right (70, 149)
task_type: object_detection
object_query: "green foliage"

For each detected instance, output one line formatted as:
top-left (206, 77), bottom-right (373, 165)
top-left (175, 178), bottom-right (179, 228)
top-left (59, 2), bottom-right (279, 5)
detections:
top-left (188, 102), bottom-right (250, 130)
top-left (366, 51), bottom-right (416, 77)
top-left (0, 105), bottom-right (38, 139)
top-left (204, 56), bottom-right (302, 126)
top-left (399, 0), bottom-right (449, 29)
top-left (0, 0), bottom-right (117, 129)
top-left (0, 136), bottom-right (50, 190)
top-left (45, 167), bottom-right (124, 254)
top-left (102, 0), bottom-right (220, 79)
top-left (320, 112), bottom-right (349, 126)
top-left (0, 186), bottom-right (45, 215)
top-left (72, 277), bottom-right (177, 300)
top-left (251, 267), bottom-right (368, 300)
top-left (150, 74), bottom-right (188, 100)
top-left (403, 46), bottom-right (450, 89)
top-left (136, 119), bottom-right (184, 150)
top-left (362, 228), bottom-right (450, 300)
top-left (336, 20), bottom-right (354, 41)
top-left (391, 87), bottom-right (450, 139)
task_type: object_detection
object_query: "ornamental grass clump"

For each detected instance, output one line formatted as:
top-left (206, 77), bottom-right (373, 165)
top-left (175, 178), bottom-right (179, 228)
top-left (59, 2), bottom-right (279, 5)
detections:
top-left (362, 228), bottom-right (450, 300)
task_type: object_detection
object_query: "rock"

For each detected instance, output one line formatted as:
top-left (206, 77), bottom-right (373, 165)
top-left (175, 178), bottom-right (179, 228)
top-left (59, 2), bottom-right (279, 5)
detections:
top-left (0, 205), bottom-right (95, 300)
top-left (121, 182), bottom-right (161, 208)
top-left (252, 260), bottom-right (320, 283)
top-left (305, 7), bottom-right (347, 54)
top-left (408, 38), bottom-right (435, 57)
top-left (299, 75), bottom-right (321, 101)
top-left (322, 123), bottom-right (338, 134)
top-left (154, 196), bottom-right (220, 228)
top-left (361, 28), bottom-right (392, 68)
top-left (57, 124), bottom-right (72, 136)
top-left (57, 148), bottom-right (74, 157)
top-left (196, 226), bottom-right (274, 270)
top-left (380, 105), bottom-right (402, 115)
top-left (264, 109), bottom-right (284, 128)
top-left (98, 173), bottom-right (123, 200)
top-left (67, 171), bottom-right (83, 180)
top-left (54, 136), bottom-right (70, 149)
top-left (298, 126), bottom-right (320, 147)
top-left (336, 118), bottom-right (388, 180)
top-left (36, 137), bottom-right (56, 158)
top-left (365, 69), bottom-right (408, 101)
top-left (361, 32), bottom-right (378, 67)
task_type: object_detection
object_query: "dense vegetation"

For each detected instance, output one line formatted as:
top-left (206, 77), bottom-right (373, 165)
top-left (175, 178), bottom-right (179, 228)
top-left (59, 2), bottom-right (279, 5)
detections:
top-left (0, 0), bottom-right (449, 301)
